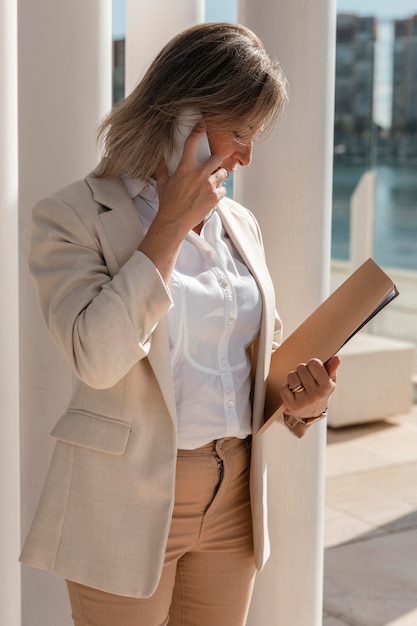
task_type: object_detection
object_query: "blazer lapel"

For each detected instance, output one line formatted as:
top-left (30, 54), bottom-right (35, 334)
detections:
top-left (86, 171), bottom-right (146, 269)
top-left (216, 200), bottom-right (272, 294)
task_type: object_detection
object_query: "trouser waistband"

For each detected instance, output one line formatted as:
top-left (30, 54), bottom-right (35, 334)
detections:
top-left (177, 435), bottom-right (252, 456)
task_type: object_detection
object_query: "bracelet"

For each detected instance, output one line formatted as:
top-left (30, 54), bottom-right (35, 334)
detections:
top-left (283, 408), bottom-right (328, 428)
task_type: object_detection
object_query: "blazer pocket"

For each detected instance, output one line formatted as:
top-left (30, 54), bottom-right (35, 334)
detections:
top-left (50, 410), bottom-right (132, 455)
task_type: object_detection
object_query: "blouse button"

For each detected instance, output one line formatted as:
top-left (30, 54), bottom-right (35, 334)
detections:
top-left (227, 400), bottom-right (234, 408)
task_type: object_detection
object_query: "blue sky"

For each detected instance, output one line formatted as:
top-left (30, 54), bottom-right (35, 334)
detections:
top-left (112, 1), bottom-right (125, 39)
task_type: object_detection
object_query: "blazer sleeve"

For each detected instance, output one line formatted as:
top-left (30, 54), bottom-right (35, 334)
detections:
top-left (29, 196), bottom-right (173, 389)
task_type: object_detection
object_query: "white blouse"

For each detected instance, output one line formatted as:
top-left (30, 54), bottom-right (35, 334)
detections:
top-left (124, 178), bottom-right (262, 449)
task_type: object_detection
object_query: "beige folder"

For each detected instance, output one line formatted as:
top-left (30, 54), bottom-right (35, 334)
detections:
top-left (259, 258), bottom-right (399, 435)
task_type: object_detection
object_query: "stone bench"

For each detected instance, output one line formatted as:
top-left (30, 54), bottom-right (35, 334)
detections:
top-left (327, 333), bottom-right (415, 428)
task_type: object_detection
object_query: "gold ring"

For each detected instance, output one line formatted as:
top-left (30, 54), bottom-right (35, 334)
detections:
top-left (289, 383), bottom-right (305, 394)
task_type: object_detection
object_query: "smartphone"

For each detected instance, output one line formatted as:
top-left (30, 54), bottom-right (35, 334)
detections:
top-left (167, 110), bottom-right (211, 175)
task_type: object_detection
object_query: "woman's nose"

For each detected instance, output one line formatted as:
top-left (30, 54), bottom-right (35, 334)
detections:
top-left (236, 142), bottom-right (253, 167)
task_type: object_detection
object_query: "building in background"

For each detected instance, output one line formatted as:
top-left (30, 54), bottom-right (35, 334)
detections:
top-left (333, 13), bottom-right (377, 164)
top-left (391, 14), bottom-right (417, 163)
top-left (331, 12), bottom-right (417, 272)
top-left (112, 38), bottom-right (125, 103)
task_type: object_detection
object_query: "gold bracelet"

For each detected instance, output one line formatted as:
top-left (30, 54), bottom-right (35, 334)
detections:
top-left (284, 408), bottom-right (328, 427)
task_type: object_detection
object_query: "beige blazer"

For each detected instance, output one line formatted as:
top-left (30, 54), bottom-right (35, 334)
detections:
top-left (20, 169), bottom-right (283, 598)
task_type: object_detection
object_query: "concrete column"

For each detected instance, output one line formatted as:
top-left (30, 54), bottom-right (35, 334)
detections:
top-left (0, 1), bottom-right (21, 624)
top-left (18, 2), bottom-right (112, 624)
top-left (125, 0), bottom-right (204, 94)
top-left (235, 1), bottom-right (336, 624)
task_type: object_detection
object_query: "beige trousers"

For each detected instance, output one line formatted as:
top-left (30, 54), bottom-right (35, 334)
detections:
top-left (66, 436), bottom-right (256, 626)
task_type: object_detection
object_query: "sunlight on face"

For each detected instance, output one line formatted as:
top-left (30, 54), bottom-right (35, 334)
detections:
top-left (206, 123), bottom-right (262, 171)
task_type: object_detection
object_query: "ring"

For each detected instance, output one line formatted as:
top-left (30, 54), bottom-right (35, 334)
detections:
top-left (289, 383), bottom-right (305, 394)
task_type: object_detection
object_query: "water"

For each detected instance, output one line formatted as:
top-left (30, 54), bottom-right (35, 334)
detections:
top-left (332, 163), bottom-right (417, 270)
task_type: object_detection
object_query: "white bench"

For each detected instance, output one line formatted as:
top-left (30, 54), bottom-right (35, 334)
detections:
top-left (327, 333), bottom-right (415, 428)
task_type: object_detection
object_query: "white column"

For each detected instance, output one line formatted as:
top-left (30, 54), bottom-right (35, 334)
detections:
top-left (18, 2), bottom-right (112, 625)
top-left (235, 1), bottom-right (336, 624)
top-left (125, 0), bottom-right (204, 94)
top-left (0, 1), bottom-right (21, 624)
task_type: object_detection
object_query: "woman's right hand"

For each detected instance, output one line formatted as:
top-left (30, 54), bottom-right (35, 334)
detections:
top-left (138, 123), bottom-right (228, 282)
top-left (156, 123), bottom-right (228, 234)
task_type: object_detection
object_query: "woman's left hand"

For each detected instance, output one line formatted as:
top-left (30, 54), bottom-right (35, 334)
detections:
top-left (279, 356), bottom-right (341, 423)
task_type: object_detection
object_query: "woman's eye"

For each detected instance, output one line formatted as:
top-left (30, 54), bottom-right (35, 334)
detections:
top-left (233, 129), bottom-right (256, 145)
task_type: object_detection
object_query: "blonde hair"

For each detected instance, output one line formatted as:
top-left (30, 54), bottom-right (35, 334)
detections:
top-left (97, 22), bottom-right (288, 179)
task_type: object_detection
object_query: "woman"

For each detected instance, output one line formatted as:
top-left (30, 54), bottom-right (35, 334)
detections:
top-left (20, 22), bottom-right (339, 626)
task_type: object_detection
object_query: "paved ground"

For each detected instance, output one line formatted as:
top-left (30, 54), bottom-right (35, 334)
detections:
top-left (323, 402), bottom-right (417, 626)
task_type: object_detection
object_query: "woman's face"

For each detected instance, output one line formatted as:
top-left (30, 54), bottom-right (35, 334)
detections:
top-left (206, 124), bottom-right (257, 173)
